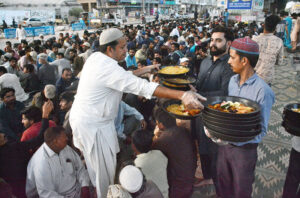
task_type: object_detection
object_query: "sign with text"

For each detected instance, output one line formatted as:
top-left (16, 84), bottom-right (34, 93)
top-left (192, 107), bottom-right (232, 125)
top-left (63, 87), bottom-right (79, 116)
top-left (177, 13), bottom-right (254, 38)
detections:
top-left (71, 23), bottom-right (87, 31)
top-left (4, 26), bottom-right (55, 39)
top-left (228, 0), bottom-right (252, 10)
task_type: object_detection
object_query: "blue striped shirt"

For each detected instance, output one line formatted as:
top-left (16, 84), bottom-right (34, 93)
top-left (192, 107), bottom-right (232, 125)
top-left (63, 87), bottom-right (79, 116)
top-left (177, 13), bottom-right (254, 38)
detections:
top-left (228, 73), bottom-right (275, 146)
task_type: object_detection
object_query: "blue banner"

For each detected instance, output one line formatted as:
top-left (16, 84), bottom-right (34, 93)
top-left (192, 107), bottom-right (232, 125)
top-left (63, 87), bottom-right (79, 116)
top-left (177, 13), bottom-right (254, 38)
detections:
top-left (4, 26), bottom-right (55, 39)
top-left (227, 0), bottom-right (252, 10)
top-left (71, 23), bottom-right (87, 31)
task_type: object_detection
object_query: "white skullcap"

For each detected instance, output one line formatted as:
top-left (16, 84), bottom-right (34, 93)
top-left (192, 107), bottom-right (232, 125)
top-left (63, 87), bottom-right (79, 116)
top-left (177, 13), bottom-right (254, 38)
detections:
top-left (29, 51), bottom-right (37, 61)
top-left (100, 28), bottom-right (124, 45)
top-left (44, 84), bottom-right (56, 99)
top-left (180, 57), bottom-right (189, 63)
top-left (82, 42), bottom-right (90, 47)
top-left (38, 53), bottom-right (48, 61)
top-left (119, 165), bottom-right (143, 193)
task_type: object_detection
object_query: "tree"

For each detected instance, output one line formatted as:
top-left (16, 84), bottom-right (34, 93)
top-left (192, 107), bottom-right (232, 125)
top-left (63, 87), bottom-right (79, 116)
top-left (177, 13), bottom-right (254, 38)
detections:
top-left (69, 7), bottom-right (84, 18)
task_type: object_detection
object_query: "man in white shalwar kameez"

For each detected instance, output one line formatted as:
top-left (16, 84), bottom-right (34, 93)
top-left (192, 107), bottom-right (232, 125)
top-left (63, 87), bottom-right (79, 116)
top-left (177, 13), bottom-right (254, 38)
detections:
top-left (69, 28), bottom-right (206, 198)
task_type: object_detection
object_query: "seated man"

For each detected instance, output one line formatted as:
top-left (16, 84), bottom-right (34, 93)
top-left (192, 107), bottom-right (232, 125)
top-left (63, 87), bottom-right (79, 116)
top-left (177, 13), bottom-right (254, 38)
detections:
top-left (56, 68), bottom-right (76, 96)
top-left (152, 108), bottom-right (197, 198)
top-left (206, 37), bottom-right (275, 198)
top-left (21, 106), bottom-right (56, 142)
top-left (0, 101), bottom-right (52, 198)
top-left (19, 64), bottom-right (40, 93)
top-left (125, 48), bottom-right (138, 69)
top-left (132, 129), bottom-right (169, 198)
top-left (0, 66), bottom-right (29, 103)
top-left (0, 88), bottom-right (24, 141)
top-left (26, 126), bottom-right (91, 198)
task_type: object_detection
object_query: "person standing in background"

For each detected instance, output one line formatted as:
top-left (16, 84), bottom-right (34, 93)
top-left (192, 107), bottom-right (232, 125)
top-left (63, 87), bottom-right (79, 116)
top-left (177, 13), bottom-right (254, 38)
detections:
top-left (16, 24), bottom-right (27, 43)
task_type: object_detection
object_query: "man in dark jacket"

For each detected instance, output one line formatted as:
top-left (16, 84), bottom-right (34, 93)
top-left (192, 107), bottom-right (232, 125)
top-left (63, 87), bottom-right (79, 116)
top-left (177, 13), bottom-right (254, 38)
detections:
top-left (193, 25), bottom-right (234, 191)
top-left (0, 88), bottom-right (25, 141)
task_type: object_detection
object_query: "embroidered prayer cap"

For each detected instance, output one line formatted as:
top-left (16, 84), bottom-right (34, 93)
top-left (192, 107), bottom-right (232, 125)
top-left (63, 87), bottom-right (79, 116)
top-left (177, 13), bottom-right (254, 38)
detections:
top-left (119, 165), bottom-right (143, 193)
top-left (230, 37), bottom-right (259, 55)
top-left (100, 28), bottom-right (124, 45)
top-left (44, 84), bottom-right (56, 99)
top-left (82, 42), bottom-right (90, 48)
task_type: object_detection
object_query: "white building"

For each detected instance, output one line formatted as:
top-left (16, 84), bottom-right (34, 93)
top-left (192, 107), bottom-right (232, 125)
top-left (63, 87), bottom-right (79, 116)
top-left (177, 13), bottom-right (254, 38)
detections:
top-left (0, 0), bottom-right (82, 25)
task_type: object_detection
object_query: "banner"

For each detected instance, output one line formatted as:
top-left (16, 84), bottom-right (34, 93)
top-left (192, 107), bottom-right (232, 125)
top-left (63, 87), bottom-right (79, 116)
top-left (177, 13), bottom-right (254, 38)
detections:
top-left (71, 23), bottom-right (87, 31)
top-left (4, 26), bottom-right (55, 39)
top-left (227, 0), bottom-right (252, 10)
top-left (252, 0), bottom-right (264, 10)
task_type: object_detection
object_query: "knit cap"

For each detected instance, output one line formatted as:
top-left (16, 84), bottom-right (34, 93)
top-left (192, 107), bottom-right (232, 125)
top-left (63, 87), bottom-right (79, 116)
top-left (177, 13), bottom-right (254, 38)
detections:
top-left (230, 37), bottom-right (259, 55)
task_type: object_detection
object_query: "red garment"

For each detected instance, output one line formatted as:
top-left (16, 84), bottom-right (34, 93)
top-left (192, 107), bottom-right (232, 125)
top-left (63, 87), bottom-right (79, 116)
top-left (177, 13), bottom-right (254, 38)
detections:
top-left (21, 121), bottom-right (56, 142)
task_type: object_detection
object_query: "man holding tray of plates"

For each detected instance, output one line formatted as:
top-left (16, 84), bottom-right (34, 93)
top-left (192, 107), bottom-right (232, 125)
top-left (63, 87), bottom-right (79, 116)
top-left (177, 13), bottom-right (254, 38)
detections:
top-left (205, 37), bottom-right (275, 198)
top-left (69, 28), bottom-right (206, 198)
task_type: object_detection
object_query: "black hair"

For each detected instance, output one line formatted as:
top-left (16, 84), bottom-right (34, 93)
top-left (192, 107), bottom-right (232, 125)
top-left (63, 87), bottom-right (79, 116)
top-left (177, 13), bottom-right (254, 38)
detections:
top-left (264, 15), bottom-right (281, 32)
top-left (235, 50), bottom-right (259, 68)
top-left (24, 64), bottom-right (35, 73)
top-left (132, 129), bottom-right (153, 153)
top-left (0, 87), bottom-right (15, 99)
top-left (57, 52), bottom-right (64, 57)
top-left (211, 25), bottom-right (234, 42)
top-left (5, 41), bottom-right (12, 47)
top-left (69, 49), bottom-right (77, 54)
top-left (21, 39), bottom-right (28, 45)
top-left (44, 126), bottom-right (65, 144)
top-left (172, 42), bottom-right (179, 49)
top-left (59, 91), bottom-right (75, 102)
top-left (154, 107), bottom-right (176, 129)
top-left (153, 57), bottom-right (161, 64)
top-left (99, 40), bottom-right (119, 53)
top-left (21, 106), bottom-right (42, 123)
top-left (9, 57), bottom-right (17, 62)
top-left (137, 60), bottom-right (147, 66)
top-left (0, 66), bottom-right (7, 74)
top-left (62, 68), bottom-right (72, 75)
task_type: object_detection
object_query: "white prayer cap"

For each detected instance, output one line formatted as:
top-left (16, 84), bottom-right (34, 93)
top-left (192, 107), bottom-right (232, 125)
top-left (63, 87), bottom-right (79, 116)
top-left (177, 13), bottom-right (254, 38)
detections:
top-left (119, 165), bottom-right (143, 193)
top-left (38, 53), bottom-right (48, 61)
top-left (30, 51), bottom-right (37, 61)
top-left (82, 42), bottom-right (90, 47)
top-left (100, 28), bottom-right (124, 45)
top-left (44, 84), bottom-right (56, 99)
top-left (180, 57), bottom-right (189, 63)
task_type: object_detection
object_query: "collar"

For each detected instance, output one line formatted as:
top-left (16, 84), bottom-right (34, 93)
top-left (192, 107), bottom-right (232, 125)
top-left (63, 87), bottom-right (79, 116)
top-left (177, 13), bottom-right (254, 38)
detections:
top-left (233, 73), bottom-right (258, 86)
top-left (99, 52), bottom-right (118, 64)
top-left (211, 53), bottom-right (229, 62)
top-left (260, 33), bottom-right (274, 36)
top-left (43, 143), bottom-right (57, 158)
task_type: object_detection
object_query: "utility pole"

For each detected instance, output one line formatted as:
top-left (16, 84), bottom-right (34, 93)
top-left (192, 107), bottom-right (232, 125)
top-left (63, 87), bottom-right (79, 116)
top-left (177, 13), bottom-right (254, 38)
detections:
top-left (142, 0), bottom-right (146, 15)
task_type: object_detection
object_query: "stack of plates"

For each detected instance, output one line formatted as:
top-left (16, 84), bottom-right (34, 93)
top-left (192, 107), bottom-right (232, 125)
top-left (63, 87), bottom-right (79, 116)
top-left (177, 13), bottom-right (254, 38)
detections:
top-left (282, 103), bottom-right (300, 136)
top-left (202, 96), bottom-right (261, 142)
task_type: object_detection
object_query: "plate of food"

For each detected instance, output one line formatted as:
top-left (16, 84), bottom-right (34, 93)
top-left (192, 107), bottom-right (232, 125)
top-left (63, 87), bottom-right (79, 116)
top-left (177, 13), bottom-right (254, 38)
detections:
top-left (160, 80), bottom-right (190, 91)
top-left (204, 96), bottom-right (261, 118)
top-left (158, 66), bottom-right (189, 78)
top-left (163, 100), bottom-right (201, 120)
top-left (164, 76), bottom-right (196, 85)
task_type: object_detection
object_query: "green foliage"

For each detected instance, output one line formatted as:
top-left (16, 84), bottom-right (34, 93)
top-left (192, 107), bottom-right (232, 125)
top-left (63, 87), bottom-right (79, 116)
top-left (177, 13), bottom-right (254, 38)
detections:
top-left (69, 7), bottom-right (84, 18)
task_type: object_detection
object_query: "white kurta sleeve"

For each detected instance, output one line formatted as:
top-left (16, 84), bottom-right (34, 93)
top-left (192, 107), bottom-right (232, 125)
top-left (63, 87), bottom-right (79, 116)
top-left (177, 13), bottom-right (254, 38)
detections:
top-left (100, 62), bottom-right (159, 99)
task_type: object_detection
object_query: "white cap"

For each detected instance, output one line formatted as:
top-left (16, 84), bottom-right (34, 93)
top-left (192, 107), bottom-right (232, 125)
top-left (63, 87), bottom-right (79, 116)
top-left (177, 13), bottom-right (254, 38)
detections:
top-left (38, 53), bottom-right (48, 61)
top-left (44, 84), bottom-right (56, 99)
top-left (119, 165), bottom-right (143, 193)
top-left (180, 57), bottom-right (189, 63)
top-left (100, 28), bottom-right (124, 45)
top-left (29, 51), bottom-right (37, 61)
top-left (82, 42), bottom-right (90, 47)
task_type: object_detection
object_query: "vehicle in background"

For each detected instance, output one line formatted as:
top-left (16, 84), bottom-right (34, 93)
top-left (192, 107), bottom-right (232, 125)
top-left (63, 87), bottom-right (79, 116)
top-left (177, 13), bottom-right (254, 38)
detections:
top-left (21, 18), bottom-right (48, 27)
